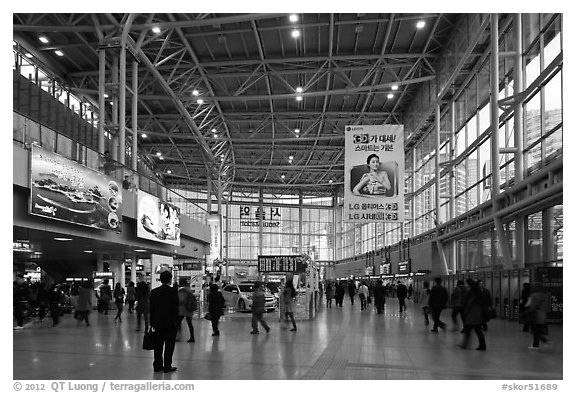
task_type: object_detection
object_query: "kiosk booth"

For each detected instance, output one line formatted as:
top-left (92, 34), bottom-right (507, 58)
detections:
top-left (257, 254), bottom-right (320, 320)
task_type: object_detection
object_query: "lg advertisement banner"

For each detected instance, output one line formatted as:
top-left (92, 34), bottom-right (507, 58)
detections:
top-left (137, 191), bottom-right (181, 246)
top-left (344, 124), bottom-right (405, 223)
top-left (29, 145), bottom-right (122, 231)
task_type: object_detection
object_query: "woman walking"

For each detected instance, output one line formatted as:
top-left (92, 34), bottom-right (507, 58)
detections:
top-left (325, 282), bottom-right (335, 308)
top-left (459, 280), bottom-right (488, 351)
top-left (418, 281), bottom-right (431, 325)
top-left (113, 283), bottom-right (125, 323)
top-left (135, 279), bottom-right (150, 332)
top-left (282, 280), bottom-right (297, 331)
top-left (126, 281), bottom-right (136, 313)
top-left (76, 281), bottom-right (92, 326)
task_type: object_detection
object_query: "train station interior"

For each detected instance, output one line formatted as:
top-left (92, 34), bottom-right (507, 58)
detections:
top-left (10, 11), bottom-right (568, 386)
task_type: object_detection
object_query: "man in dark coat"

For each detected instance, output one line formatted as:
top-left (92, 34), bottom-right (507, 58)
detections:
top-left (396, 281), bottom-right (408, 312)
top-left (428, 277), bottom-right (449, 332)
top-left (373, 279), bottom-right (386, 314)
top-left (149, 270), bottom-right (179, 373)
top-left (347, 280), bottom-right (357, 306)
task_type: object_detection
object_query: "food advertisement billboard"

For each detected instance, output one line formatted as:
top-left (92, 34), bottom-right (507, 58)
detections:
top-left (137, 190), bottom-right (181, 246)
top-left (29, 145), bottom-right (122, 231)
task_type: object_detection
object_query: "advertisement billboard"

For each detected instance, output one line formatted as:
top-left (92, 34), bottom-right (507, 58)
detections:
top-left (137, 190), bottom-right (180, 246)
top-left (344, 124), bottom-right (404, 223)
top-left (29, 145), bottom-right (122, 231)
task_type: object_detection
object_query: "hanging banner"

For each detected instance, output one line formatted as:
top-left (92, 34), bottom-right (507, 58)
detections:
top-left (344, 124), bottom-right (404, 223)
top-left (137, 190), bottom-right (180, 246)
top-left (30, 145), bottom-right (122, 231)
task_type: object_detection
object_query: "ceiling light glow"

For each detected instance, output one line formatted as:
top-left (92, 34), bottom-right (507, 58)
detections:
top-left (296, 95), bottom-right (303, 101)
top-left (55, 50), bottom-right (64, 57)
top-left (416, 20), bottom-right (426, 29)
top-left (296, 87), bottom-right (303, 93)
top-left (391, 84), bottom-right (399, 91)
top-left (84, 250), bottom-right (93, 253)
top-left (294, 129), bottom-right (300, 133)
top-left (54, 237), bottom-right (73, 241)
top-left (212, 128), bottom-right (217, 133)
top-left (289, 14), bottom-right (298, 23)
top-left (291, 29), bottom-right (301, 39)
top-left (167, 170), bottom-right (172, 174)
top-left (141, 133), bottom-right (147, 138)
top-left (387, 93), bottom-right (394, 99)
top-left (39, 36), bottom-right (49, 44)
top-left (289, 155), bottom-right (294, 160)
top-left (192, 90), bottom-right (200, 96)
top-left (196, 99), bottom-right (204, 104)
top-left (152, 27), bottom-right (161, 34)
top-left (281, 174), bottom-right (285, 179)
top-left (156, 152), bottom-right (162, 156)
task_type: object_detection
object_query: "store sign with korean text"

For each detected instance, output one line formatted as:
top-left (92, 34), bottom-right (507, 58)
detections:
top-left (398, 260), bottom-right (411, 274)
top-left (30, 145), bottom-right (123, 231)
top-left (257, 255), bottom-right (307, 273)
top-left (240, 206), bottom-right (281, 228)
top-left (344, 125), bottom-right (404, 223)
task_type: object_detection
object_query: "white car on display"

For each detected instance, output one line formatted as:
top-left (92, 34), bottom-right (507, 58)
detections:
top-left (221, 282), bottom-right (276, 312)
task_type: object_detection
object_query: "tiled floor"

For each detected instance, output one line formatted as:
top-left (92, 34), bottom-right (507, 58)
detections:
top-left (13, 299), bottom-right (562, 380)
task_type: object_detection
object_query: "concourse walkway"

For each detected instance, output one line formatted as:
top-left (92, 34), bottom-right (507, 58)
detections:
top-left (13, 298), bottom-right (562, 380)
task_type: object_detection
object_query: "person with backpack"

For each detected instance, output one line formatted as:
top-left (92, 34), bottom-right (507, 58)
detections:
top-left (177, 277), bottom-right (197, 342)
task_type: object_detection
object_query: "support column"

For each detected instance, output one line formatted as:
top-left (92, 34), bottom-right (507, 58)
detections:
top-left (98, 48), bottom-right (106, 154)
top-left (119, 45), bottom-right (126, 165)
top-left (435, 104), bottom-right (449, 275)
top-left (491, 14), bottom-right (513, 270)
top-left (130, 255), bottom-right (137, 284)
top-left (111, 56), bottom-right (119, 160)
top-left (513, 13), bottom-right (526, 267)
top-left (131, 60), bottom-right (138, 171)
top-left (449, 100), bottom-right (457, 273)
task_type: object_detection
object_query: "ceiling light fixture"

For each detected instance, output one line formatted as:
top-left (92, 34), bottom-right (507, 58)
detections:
top-left (329, 179), bottom-right (333, 184)
top-left (416, 20), bottom-right (426, 29)
top-left (212, 128), bottom-right (217, 133)
top-left (54, 237), bottom-right (73, 241)
top-left (196, 99), bottom-right (204, 104)
top-left (84, 250), bottom-right (93, 253)
top-left (213, 134), bottom-right (218, 138)
top-left (296, 87), bottom-right (303, 93)
top-left (25, 53), bottom-right (33, 58)
top-left (387, 93), bottom-right (394, 99)
top-left (141, 133), bottom-right (147, 138)
top-left (281, 174), bottom-right (285, 179)
top-left (296, 95), bottom-right (303, 102)
top-left (55, 50), bottom-right (64, 57)
top-left (391, 84), bottom-right (399, 91)
top-left (152, 26), bottom-right (161, 34)
top-left (289, 14), bottom-right (298, 23)
top-left (159, 156), bottom-right (164, 160)
top-left (156, 152), bottom-right (162, 156)
top-left (289, 155), bottom-right (294, 160)
top-left (167, 170), bottom-right (172, 174)
top-left (134, 249), bottom-right (147, 252)
top-left (39, 36), bottom-right (49, 44)
top-left (192, 89), bottom-right (200, 96)
top-left (291, 29), bottom-right (301, 39)
top-left (294, 129), bottom-right (300, 134)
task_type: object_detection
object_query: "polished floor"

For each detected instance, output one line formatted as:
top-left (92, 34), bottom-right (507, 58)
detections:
top-left (13, 298), bottom-right (562, 380)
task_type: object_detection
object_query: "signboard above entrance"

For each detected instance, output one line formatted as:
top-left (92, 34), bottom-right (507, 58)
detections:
top-left (257, 255), bottom-right (307, 273)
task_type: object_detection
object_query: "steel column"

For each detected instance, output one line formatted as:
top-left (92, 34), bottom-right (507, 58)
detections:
top-left (513, 13), bottom-right (526, 267)
top-left (111, 56), bottom-right (118, 160)
top-left (98, 48), bottom-right (105, 153)
top-left (119, 45), bottom-right (126, 165)
top-left (435, 104), bottom-right (449, 274)
top-left (490, 14), bottom-right (513, 269)
top-left (131, 60), bottom-right (138, 171)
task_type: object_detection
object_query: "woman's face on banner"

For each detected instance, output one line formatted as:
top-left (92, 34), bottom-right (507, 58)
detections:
top-left (368, 156), bottom-right (380, 171)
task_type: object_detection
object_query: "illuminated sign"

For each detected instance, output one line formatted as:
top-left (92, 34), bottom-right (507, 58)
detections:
top-left (257, 255), bottom-right (307, 273)
top-left (137, 191), bottom-right (180, 246)
top-left (239, 206), bottom-right (281, 228)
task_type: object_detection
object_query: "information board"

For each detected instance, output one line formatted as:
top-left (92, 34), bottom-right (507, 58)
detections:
top-left (257, 255), bottom-right (307, 273)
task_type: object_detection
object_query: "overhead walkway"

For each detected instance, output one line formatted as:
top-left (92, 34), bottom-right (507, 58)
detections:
top-left (13, 297), bottom-right (562, 380)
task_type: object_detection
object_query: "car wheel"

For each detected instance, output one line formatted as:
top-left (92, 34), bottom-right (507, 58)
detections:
top-left (238, 299), bottom-right (246, 311)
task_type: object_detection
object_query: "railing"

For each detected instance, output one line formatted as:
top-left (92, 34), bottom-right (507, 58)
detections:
top-left (13, 111), bottom-right (209, 224)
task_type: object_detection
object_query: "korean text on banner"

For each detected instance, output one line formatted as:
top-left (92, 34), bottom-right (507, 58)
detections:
top-left (344, 124), bottom-right (404, 223)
